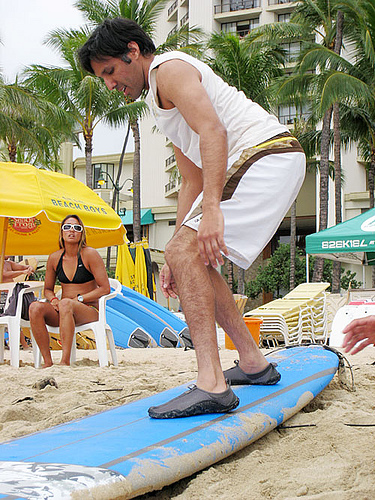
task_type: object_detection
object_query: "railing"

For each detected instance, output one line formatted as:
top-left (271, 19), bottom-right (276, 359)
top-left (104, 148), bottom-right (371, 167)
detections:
top-left (165, 177), bottom-right (181, 193)
top-left (278, 113), bottom-right (310, 125)
top-left (214, 0), bottom-right (260, 14)
top-left (168, 25), bottom-right (178, 38)
top-left (268, 0), bottom-right (291, 5)
top-left (165, 154), bottom-right (176, 168)
top-left (168, 0), bottom-right (178, 17)
top-left (165, 179), bottom-right (177, 193)
top-left (180, 12), bottom-right (189, 26)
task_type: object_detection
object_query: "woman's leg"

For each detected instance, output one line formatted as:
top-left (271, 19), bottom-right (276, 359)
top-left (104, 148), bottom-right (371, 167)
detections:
top-left (29, 301), bottom-right (59, 367)
top-left (58, 299), bottom-right (98, 365)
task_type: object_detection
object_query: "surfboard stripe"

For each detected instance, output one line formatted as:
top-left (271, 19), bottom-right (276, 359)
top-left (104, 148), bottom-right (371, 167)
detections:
top-left (101, 366), bottom-right (336, 467)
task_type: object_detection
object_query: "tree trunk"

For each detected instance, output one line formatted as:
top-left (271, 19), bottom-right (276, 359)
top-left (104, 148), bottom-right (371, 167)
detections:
top-left (237, 267), bottom-right (245, 295)
top-left (8, 142), bottom-right (17, 162)
top-left (370, 148), bottom-right (375, 287)
top-left (332, 11), bottom-right (344, 294)
top-left (131, 120), bottom-right (141, 243)
top-left (313, 106), bottom-right (333, 282)
top-left (106, 123), bottom-right (131, 270)
top-left (332, 102), bottom-right (342, 293)
top-left (290, 199), bottom-right (297, 291)
top-left (84, 128), bottom-right (93, 189)
top-left (369, 149), bottom-right (375, 209)
top-left (227, 260), bottom-right (234, 293)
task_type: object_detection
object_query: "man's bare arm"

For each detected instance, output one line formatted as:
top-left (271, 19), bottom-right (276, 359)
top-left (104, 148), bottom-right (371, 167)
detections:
top-left (156, 60), bottom-right (229, 267)
top-left (173, 146), bottom-right (203, 232)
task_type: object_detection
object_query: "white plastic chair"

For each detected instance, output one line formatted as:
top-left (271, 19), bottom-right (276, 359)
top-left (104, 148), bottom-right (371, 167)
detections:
top-left (0, 283), bottom-right (44, 367)
top-left (32, 279), bottom-right (121, 368)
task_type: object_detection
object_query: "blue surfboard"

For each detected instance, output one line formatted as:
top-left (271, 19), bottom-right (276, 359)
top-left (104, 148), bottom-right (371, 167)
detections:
top-left (107, 294), bottom-right (182, 348)
top-left (0, 345), bottom-right (339, 499)
top-left (121, 286), bottom-right (192, 347)
top-left (106, 307), bottom-right (157, 349)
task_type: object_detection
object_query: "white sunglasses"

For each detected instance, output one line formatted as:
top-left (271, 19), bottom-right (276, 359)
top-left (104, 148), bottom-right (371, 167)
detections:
top-left (62, 223), bottom-right (83, 232)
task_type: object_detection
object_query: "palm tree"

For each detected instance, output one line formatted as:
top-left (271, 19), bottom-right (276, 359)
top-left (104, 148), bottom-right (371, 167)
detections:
top-left (311, 0), bottom-right (375, 283)
top-left (205, 31), bottom-right (285, 110)
top-left (288, 1), bottom-right (348, 283)
top-left (0, 76), bottom-right (74, 167)
top-left (23, 27), bottom-right (147, 189)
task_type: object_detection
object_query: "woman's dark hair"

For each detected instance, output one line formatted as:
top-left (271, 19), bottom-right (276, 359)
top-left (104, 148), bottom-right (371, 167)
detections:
top-left (59, 214), bottom-right (87, 252)
top-left (78, 18), bottom-right (156, 74)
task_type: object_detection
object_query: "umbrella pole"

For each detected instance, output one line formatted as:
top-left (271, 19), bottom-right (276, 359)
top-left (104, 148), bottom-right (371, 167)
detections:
top-left (0, 217), bottom-right (8, 283)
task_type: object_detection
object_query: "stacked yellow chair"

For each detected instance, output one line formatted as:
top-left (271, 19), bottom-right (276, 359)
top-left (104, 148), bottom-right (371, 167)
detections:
top-left (244, 283), bottom-right (330, 346)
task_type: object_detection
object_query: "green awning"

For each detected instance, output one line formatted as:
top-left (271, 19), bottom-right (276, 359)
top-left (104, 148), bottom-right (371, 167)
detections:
top-left (306, 208), bottom-right (375, 264)
top-left (120, 209), bottom-right (154, 226)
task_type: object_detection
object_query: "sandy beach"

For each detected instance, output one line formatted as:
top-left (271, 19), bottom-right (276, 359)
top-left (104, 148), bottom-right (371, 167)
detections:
top-left (1, 344), bottom-right (374, 499)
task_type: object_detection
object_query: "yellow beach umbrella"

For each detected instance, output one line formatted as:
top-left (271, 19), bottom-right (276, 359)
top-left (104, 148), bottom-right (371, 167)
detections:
top-left (134, 240), bottom-right (149, 297)
top-left (115, 243), bottom-right (135, 289)
top-left (0, 162), bottom-right (127, 280)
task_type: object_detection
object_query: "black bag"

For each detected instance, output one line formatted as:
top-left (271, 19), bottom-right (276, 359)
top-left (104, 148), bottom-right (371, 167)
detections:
top-left (1, 283), bottom-right (37, 320)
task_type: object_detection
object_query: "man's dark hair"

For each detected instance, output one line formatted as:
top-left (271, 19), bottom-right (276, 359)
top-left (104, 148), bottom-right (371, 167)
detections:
top-left (78, 18), bottom-right (156, 74)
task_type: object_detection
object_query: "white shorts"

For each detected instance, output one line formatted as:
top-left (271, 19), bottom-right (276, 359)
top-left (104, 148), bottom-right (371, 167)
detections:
top-left (183, 135), bottom-right (306, 269)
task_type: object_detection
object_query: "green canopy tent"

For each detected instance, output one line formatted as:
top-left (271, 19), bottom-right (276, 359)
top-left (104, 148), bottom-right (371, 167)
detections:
top-left (305, 208), bottom-right (375, 282)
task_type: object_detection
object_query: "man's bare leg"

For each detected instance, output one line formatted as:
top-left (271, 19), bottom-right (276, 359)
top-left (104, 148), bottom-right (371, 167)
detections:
top-left (207, 266), bottom-right (269, 373)
top-left (165, 227), bottom-right (227, 393)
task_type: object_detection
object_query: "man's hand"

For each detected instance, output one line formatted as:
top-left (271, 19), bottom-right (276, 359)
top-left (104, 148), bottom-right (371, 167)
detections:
top-left (197, 207), bottom-right (228, 268)
top-left (160, 263), bottom-right (179, 299)
top-left (342, 315), bottom-right (375, 354)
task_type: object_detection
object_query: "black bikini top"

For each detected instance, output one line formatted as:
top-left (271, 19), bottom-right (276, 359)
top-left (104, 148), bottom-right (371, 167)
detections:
top-left (55, 252), bottom-right (95, 284)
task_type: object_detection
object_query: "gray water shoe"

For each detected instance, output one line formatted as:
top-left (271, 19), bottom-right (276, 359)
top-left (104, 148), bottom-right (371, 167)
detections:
top-left (148, 384), bottom-right (239, 419)
top-left (223, 361), bottom-right (281, 386)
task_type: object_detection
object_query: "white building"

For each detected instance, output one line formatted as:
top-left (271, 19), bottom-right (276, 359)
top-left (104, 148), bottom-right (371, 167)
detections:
top-left (62, 0), bottom-right (371, 299)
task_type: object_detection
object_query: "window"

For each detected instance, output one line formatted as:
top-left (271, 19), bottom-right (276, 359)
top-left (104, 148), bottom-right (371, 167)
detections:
top-left (215, 0), bottom-right (260, 13)
top-left (278, 103), bottom-right (311, 125)
top-left (281, 41), bottom-right (302, 63)
top-left (278, 13), bottom-right (291, 23)
top-left (221, 18), bottom-right (259, 37)
top-left (93, 163), bottom-right (115, 189)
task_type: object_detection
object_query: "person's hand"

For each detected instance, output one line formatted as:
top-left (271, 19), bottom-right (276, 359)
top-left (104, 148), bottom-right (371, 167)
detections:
top-left (197, 207), bottom-right (228, 268)
top-left (342, 316), bottom-right (375, 354)
top-left (160, 263), bottom-right (178, 299)
top-left (50, 297), bottom-right (59, 312)
top-left (26, 266), bottom-right (34, 277)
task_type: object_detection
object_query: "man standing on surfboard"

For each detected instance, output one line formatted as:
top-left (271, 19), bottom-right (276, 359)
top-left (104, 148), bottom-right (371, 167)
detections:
top-left (79, 18), bottom-right (306, 419)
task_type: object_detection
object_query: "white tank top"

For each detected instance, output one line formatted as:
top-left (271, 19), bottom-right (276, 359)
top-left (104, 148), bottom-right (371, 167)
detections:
top-left (146, 51), bottom-right (288, 169)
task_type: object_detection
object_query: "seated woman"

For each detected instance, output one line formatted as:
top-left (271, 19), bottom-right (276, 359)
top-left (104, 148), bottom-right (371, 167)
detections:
top-left (29, 214), bottom-right (110, 367)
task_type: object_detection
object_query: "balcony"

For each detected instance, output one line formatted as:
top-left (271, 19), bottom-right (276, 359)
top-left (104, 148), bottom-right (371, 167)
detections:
top-left (165, 153), bottom-right (176, 172)
top-left (167, 0), bottom-right (178, 21)
top-left (180, 12), bottom-right (189, 26)
top-left (267, 0), bottom-right (294, 12)
top-left (165, 177), bottom-right (181, 198)
top-left (214, 0), bottom-right (261, 14)
top-left (268, 0), bottom-right (293, 5)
